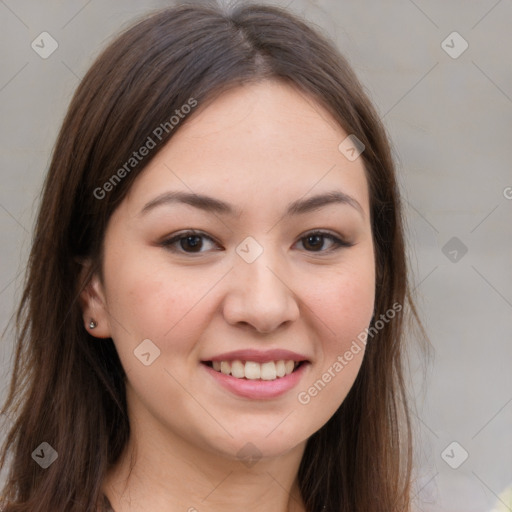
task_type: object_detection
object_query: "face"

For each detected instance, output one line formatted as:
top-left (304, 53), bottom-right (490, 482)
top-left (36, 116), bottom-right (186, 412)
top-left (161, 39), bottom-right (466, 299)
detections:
top-left (83, 80), bottom-right (375, 463)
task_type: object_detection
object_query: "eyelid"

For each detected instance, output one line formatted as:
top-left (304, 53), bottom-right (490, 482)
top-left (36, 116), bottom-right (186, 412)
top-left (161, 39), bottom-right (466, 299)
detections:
top-left (159, 229), bottom-right (354, 254)
top-left (295, 230), bottom-right (354, 251)
top-left (160, 229), bottom-right (220, 253)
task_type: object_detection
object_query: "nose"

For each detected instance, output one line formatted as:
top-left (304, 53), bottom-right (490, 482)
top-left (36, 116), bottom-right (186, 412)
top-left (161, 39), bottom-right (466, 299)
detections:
top-left (222, 248), bottom-right (300, 334)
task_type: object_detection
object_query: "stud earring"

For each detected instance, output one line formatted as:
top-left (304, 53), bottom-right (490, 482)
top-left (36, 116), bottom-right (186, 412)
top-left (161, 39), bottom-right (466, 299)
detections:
top-left (89, 319), bottom-right (98, 329)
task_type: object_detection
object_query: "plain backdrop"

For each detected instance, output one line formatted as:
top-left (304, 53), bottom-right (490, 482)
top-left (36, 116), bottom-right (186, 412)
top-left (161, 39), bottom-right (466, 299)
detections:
top-left (0, 1), bottom-right (511, 511)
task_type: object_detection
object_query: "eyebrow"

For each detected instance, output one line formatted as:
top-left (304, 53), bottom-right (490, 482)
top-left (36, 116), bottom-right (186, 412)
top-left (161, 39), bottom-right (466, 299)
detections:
top-left (139, 190), bottom-right (365, 218)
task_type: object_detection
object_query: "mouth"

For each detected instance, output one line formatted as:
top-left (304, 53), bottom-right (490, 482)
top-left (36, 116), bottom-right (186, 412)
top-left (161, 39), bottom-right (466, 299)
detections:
top-left (201, 359), bottom-right (307, 381)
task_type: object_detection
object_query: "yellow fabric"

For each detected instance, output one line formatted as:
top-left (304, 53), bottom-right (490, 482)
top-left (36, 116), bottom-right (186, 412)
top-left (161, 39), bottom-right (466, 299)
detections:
top-left (490, 484), bottom-right (512, 512)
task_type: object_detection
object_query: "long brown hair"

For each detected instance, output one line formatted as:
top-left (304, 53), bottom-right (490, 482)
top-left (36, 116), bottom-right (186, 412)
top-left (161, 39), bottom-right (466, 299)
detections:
top-left (0, 2), bottom-right (429, 510)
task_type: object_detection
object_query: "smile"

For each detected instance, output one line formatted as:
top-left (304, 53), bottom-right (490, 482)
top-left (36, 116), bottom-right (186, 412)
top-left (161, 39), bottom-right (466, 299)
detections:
top-left (203, 359), bottom-right (304, 380)
top-left (201, 359), bottom-right (309, 400)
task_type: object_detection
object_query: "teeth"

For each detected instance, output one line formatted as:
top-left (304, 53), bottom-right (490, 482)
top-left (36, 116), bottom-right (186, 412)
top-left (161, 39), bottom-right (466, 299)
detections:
top-left (231, 360), bottom-right (245, 378)
top-left (210, 359), bottom-right (300, 380)
top-left (275, 360), bottom-right (286, 378)
top-left (260, 361), bottom-right (276, 380)
top-left (244, 361), bottom-right (261, 379)
top-left (220, 361), bottom-right (231, 375)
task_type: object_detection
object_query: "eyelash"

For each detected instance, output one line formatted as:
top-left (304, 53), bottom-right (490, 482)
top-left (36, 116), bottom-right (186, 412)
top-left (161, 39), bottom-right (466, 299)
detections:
top-left (160, 229), bottom-right (354, 255)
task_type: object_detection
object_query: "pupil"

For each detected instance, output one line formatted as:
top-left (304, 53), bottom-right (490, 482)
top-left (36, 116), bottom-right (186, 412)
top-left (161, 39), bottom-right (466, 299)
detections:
top-left (306, 235), bottom-right (322, 251)
top-left (182, 235), bottom-right (202, 252)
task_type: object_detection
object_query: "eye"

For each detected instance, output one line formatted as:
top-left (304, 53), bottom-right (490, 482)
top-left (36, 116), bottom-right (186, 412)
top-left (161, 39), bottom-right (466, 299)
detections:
top-left (160, 229), bottom-right (353, 255)
top-left (160, 230), bottom-right (220, 254)
top-left (295, 230), bottom-right (353, 253)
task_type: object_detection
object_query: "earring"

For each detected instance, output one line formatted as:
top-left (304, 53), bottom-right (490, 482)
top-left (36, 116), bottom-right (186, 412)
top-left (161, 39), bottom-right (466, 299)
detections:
top-left (89, 319), bottom-right (97, 329)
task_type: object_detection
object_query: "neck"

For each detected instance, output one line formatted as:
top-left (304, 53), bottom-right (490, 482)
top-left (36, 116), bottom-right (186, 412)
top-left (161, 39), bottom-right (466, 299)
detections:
top-left (102, 401), bottom-right (307, 512)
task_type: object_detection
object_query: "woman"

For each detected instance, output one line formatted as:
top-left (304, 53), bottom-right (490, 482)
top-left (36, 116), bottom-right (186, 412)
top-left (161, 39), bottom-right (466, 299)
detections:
top-left (0, 2), bottom-right (428, 511)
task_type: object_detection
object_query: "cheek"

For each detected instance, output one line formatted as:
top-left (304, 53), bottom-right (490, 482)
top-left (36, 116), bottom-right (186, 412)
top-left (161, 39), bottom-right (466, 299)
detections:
top-left (306, 257), bottom-right (375, 349)
top-left (293, 259), bottom-right (374, 424)
top-left (102, 254), bottom-right (216, 416)
top-left (102, 247), bottom-right (215, 359)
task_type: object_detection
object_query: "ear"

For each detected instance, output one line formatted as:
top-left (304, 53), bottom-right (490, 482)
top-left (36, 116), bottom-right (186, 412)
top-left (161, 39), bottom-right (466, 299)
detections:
top-left (77, 260), bottom-right (112, 339)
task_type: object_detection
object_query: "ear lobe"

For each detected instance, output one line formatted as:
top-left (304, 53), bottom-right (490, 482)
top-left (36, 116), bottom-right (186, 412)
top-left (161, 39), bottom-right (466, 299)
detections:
top-left (77, 262), bottom-right (112, 339)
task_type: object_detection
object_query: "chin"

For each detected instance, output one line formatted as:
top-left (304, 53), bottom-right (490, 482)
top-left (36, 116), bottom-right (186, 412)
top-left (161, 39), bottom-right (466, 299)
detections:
top-left (200, 426), bottom-right (309, 464)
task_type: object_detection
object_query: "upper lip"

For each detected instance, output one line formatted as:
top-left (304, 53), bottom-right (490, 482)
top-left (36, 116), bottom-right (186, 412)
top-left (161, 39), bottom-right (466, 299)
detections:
top-left (202, 349), bottom-right (310, 363)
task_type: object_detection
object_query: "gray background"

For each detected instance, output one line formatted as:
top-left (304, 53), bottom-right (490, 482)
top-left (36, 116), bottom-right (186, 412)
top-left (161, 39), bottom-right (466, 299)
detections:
top-left (1, 1), bottom-right (511, 510)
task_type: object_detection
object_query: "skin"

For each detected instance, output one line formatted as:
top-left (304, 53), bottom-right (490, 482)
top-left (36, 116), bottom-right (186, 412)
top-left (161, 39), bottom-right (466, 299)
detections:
top-left (81, 79), bottom-right (375, 512)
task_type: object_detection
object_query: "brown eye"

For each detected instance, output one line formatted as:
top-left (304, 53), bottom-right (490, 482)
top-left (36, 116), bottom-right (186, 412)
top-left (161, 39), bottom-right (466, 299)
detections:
top-left (161, 231), bottom-right (219, 254)
top-left (161, 230), bottom-right (352, 256)
top-left (302, 234), bottom-right (324, 251)
top-left (297, 231), bottom-right (353, 253)
top-left (179, 235), bottom-right (203, 252)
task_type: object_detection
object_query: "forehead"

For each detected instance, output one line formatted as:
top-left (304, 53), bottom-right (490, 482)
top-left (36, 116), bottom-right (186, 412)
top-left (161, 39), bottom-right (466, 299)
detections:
top-left (123, 80), bottom-right (370, 219)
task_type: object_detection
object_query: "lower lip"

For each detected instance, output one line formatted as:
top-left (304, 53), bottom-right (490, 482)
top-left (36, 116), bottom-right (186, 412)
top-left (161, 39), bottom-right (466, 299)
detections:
top-left (201, 362), bottom-right (309, 400)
